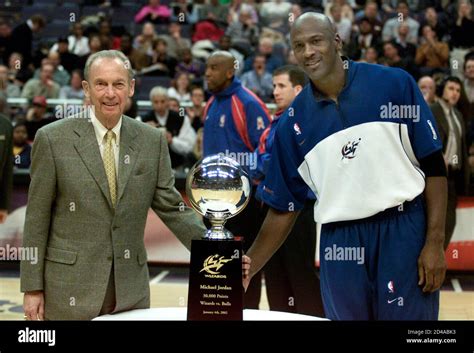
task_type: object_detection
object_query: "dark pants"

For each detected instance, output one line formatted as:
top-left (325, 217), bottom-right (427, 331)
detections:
top-left (263, 200), bottom-right (325, 317)
top-left (445, 170), bottom-right (459, 249)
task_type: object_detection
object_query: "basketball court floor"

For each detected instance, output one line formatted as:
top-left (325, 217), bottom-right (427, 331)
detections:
top-left (0, 263), bottom-right (473, 320)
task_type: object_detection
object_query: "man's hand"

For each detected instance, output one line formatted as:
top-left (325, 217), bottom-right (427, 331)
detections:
top-left (166, 132), bottom-right (173, 145)
top-left (23, 291), bottom-right (45, 320)
top-left (0, 209), bottom-right (7, 224)
top-left (242, 255), bottom-right (251, 292)
top-left (418, 238), bottom-right (446, 293)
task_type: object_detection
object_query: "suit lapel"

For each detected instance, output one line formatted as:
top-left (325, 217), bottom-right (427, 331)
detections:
top-left (117, 116), bottom-right (140, 204)
top-left (73, 118), bottom-right (114, 208)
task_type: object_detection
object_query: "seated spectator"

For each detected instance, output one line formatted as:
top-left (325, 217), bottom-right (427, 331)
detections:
top-left (344, 18), bottom-right (382, 61)
top-left (24, 96), bottom-right (55, 140)
top-left (158, 22), bottom-right (191, 59)
top-left (175, 48), bottom-right (204, 81)
top-left (217, 34), bottom-right (244, 76)
top-left (199, 0), bottom-right (229, 23)
top-left (79, 34), bottom-right (103, 68)
top-left (464, 56), bottom-right (474, 104)
top-left (97, 19), bottom-right (121, 50)
top-left (144, 38), bottom-right (178, 77)
top-left (324, 0), bottom-right (354, 22)
top-left (141, 86), bottom-right (196, 169)
top-left (0, 64), bottom-right (20, 98)
top-left (259, 0), bottom-right (292, 30)
top-left (135, 0), bottom-right (172, 24)
top-left (415, 25), bottom-right (449, 76)
top-left (382, 1), bottom-right (420, 44)
top-left (12, 122), bottom-right (31, 169)
top-left (171, 0), bottom-right (199, 24)
top-left (168, 72), bottom-right (191, 103)
top-left (329, 4), bottom-right (352, 43)
top-left (228, 1), bottom-right (259, 25)
top-left (0, 20), bottom-right (11, 64)
top-left (225, 6), bottom-right (260, 49)
top-left (186, 85), bottom-right (205, 132)
top-left (50, 23), bottom-right (90, 58)
top-left (54, 37), bottom-right (81, 74)
top-left (133, 22), bottom-right (158, 57)
top-left (7, 52), bottom-right (32, 86)
top-left (394, 23), bottom-right (416, 60)
top-left (420, 6), bottom-right (449, 41)
top-left (21, 63), bottom-right (60, 100)
top-left (124, 96), bottom-right (138, 119)
top-left (121, 33), bottom-right (150, 71)
top-left (241, 54), bottom-right (274, 102)
top-left (354, 1), bottom-right (383, 37)
top-left (418, 76), bottom-right (437, 105)
top-left (360, 46), bottom-right (379, 64)
top-left (244, 37), bottom-right (284, 74)
top-left (168, 97), bottom-right (181, 112)
top-left (59, 69), bottom-right (85, 100)
top-left (33, 53), bottom-right (70, 87)
top-left (382, 41), bottom-right (419, 79)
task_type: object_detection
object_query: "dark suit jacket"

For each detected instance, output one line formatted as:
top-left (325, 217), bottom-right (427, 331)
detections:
top-left (430, 101), bottom-right (470, 194)
top-left (20, 113), bottom-right (206, 320)
top-left (0, 114), bottom-right (13, 210)
top-left (7, 22), bottom-right (33, 66)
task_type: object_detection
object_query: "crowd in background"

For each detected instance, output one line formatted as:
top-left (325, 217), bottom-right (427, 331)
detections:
top-left (0, 0), bottom-right (472, 191)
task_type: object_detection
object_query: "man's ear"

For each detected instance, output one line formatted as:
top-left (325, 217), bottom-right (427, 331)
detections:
top-left (334, 33), bottom-right (343, 53)
top-left (294, 85), bottom-right (303, 96)
top-left (129, 78), bottom-right (135, 97)
top-left (82, 80), bottom-right (90, 98)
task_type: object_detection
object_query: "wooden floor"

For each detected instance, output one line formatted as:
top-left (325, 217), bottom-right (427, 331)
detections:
top-left (0, 277), bottom-right (473, 320)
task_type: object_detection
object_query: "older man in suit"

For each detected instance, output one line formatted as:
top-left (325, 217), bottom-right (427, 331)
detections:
top-left (21, 50), bottom-right (206, 320)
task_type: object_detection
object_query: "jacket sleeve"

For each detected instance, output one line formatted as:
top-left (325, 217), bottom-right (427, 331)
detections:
top-left (20, 128), bottom-right (57, 292)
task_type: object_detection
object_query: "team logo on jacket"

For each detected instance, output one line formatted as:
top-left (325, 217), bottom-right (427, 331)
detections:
top-left (293, 123), bottom-right (302, 135)
top-left (219, 114), bottom-right (226, 127)
top-left (341, 138), bottom-right (361, 160)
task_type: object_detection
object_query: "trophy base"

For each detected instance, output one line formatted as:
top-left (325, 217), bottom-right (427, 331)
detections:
top-left (203, 228), bottom-right (234, 240)
top-left (187, 239), bottom-right (243, 321)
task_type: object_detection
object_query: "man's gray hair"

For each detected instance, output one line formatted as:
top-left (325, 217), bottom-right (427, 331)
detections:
top-left (149, 86), bottom-right (169, 101)
top-left (84, 50), bottom-right (134, 82)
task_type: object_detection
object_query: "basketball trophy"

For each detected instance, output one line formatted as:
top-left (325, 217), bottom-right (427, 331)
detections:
top-left (186, 154), bottom-right (251, 320)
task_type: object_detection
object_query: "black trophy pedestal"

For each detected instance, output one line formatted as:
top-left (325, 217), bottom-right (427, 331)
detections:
top-left (187, 239), bottom-right (243, 320)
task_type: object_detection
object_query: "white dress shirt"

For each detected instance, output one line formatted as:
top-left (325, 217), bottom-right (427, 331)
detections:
top-left (90, 108), bottom-right (122, 173)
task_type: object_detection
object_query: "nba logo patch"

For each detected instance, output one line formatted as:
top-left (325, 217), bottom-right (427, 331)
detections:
top-left (219, 115), bottom-right (225, 127)
top-left (293, 123), bottom-right (301, 135)
top-left (256, 116), bottom-right (265, 130)
top-left (387, 281), bottom-right (395, 293)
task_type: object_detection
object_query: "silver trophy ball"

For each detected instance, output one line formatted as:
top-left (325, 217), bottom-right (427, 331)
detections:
top-left (186, 154), bottom-right (251, 240)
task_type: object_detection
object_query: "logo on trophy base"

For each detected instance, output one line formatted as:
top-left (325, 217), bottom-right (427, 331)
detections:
top-left (186, 155), bottom-right (251, 321)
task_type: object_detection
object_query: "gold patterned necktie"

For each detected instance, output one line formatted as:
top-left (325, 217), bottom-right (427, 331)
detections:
top-left (103, 130), bottom-right (117, 207)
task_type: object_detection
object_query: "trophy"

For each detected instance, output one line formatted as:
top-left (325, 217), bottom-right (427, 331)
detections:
top-left (186, 154), bottom-right (251, 320)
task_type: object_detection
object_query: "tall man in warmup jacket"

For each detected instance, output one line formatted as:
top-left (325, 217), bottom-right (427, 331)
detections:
top-left (203, 51), bottom-right (271, 308)
top-left (242, 13), bottom-right (447, 320)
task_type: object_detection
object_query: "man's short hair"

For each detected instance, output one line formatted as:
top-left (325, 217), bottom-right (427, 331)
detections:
top-left (84, 50), bottom-right (134, 83)
top-left (272, 65), bottom-right (307, 87)
top-left (436, 75), bottom-right (462, 97)
top-left (149, 86), bottom-right (168, 101)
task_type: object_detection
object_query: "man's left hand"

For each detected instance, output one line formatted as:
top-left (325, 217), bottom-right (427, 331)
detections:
top-left (417, 237), bottom-right (446, 293)
top-left (166, 132), bottom-right (173, 144)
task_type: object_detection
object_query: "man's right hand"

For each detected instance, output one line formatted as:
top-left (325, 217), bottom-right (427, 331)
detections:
top-left (23, 291), bottom-right (45, 320)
